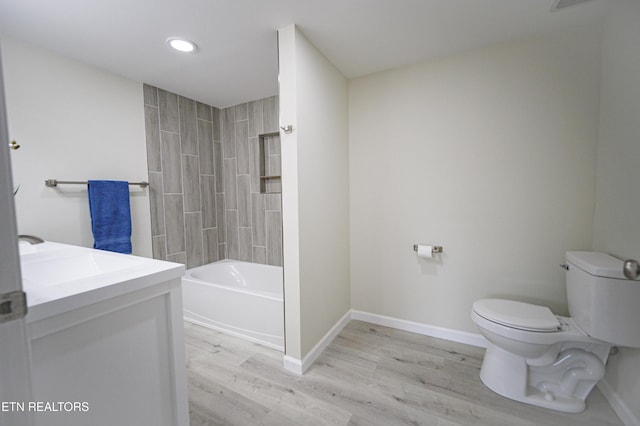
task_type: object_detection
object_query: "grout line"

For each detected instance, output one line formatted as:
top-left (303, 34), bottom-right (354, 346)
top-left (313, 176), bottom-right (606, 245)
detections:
top-left (176, 93), bottom-right (188, 266)
top-left (153, 86), bottom-right (170, 261)
top-left (159, 130), bottom-right (180, 136)
top-left (194, 102), bottom-right (205, 262)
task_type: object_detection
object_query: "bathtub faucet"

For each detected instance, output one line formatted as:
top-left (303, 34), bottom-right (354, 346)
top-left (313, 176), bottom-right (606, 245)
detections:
top-left (19, 235), bottom-right (45, 245)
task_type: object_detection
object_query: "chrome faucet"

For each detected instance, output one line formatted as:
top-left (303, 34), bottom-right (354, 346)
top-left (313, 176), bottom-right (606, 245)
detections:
top-left (18, 235), bottom-right (44, 245)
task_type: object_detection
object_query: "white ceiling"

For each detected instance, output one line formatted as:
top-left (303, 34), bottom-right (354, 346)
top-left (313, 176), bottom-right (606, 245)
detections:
top-left (0, 0), bottom-right (615, 108)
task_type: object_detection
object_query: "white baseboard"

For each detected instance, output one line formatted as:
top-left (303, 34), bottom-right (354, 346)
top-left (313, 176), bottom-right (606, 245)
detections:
top-left (597, 378), bottom-right (639, 426)
top-left (283, 309), bottom-right (486, 375)
top-left (282, 310), bottom-right (352, 375)
top-left (282, 355), bottom-right (303, 375)
top-left (351, 310), bottom-right (487, 348)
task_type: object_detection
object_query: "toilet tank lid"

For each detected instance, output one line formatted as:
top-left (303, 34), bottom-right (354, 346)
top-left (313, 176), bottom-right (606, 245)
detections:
top-left (473, 299), bottom-right (560, 332)
top-left (566, 251), bottom-right (625, 279)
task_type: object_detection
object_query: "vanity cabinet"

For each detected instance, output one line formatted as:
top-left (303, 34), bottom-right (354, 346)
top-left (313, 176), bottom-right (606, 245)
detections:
top-left (22, 242), bottom-right (188, 426)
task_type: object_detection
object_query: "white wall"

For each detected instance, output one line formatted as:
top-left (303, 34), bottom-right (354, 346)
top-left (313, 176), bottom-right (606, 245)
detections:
top-left (278, 25), bottom-right (350, 360)
top-left (1, 37), bottom-right (152, 257)
top-left (593, 1), bottom-right (640, 423)
top-left (278, 25), bottom-right (302, 359)
top-left (349, 24), bottom-right (602, 333)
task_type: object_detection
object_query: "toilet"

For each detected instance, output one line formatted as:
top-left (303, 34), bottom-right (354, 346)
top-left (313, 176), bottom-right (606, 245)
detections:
top-left (471, 251), bottom-right (640, 413)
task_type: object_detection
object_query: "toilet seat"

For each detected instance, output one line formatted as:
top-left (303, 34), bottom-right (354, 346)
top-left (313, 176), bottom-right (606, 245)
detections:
top-left (473, 299), bottom-right (561, 332)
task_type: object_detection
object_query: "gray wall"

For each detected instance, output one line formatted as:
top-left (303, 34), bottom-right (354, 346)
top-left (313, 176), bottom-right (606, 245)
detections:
top-left (143, 84), bottom-right (221, 268)
top-left (143, 83), bottom-right (281, 268)
top-left (220, 96), bottom-right (282, 266)
top-left (593, 1), bottom-right (640, 422)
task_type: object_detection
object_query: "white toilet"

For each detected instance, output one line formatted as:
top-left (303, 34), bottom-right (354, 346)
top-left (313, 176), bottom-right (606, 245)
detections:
top-left (471, 251), bottom-right (640, 413)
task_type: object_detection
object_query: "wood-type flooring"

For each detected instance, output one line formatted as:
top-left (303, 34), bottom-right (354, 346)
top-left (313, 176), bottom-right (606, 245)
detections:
top-left (185, 320), bottom-right (623, 426)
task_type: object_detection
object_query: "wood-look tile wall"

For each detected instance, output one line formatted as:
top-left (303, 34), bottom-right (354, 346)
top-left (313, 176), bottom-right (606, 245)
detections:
top-left (143, 84), bottom-right (282, 268)
top-left (144, 84), bottom-right (221, 268)
top-left (220, 96), bottom-right (282, 266)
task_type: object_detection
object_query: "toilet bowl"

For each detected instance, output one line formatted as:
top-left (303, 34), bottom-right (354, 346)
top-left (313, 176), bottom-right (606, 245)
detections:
top-left (471, 251), bottom-right (640, 413)
top-left (472, 299), bottom-right (610, 412)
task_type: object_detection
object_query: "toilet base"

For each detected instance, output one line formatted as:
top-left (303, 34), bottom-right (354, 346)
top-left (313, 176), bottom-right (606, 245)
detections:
top-left (479, 343), bottom-right (608, 413)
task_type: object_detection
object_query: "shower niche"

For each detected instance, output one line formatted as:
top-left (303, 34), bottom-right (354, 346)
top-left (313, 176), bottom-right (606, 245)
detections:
top-left (259, 132), bottom-right (281, 194)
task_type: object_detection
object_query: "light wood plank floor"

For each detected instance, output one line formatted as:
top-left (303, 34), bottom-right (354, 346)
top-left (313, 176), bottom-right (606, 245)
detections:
top-left (185, 320), bottom-right (623, 426)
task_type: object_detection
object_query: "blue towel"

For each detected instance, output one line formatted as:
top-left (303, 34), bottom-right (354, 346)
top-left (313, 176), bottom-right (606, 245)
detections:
top-left (88, 180), bottom-right (132, 254)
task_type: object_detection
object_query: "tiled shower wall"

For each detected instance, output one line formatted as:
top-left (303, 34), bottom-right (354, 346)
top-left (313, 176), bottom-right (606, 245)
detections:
top-left (143, 84), bottom-right (282, 268)
top-left (220, 97), bottom-right (282, 266)
top-left (143, 84), bottom-right (221, 268)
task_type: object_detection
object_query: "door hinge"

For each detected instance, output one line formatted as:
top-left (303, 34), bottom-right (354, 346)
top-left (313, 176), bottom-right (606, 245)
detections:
top-left (0, 291), bottom-right (27, 324)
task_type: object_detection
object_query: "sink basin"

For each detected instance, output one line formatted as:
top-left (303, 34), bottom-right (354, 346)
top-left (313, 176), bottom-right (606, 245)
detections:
top-left (21, 242), bottom-right (146, 287)
top-left (19, 241), bottom-right (184, 320)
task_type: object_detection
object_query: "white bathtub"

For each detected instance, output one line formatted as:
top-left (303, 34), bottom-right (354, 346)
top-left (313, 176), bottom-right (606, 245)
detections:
top-left (182, 260), bottom-right (284, 351)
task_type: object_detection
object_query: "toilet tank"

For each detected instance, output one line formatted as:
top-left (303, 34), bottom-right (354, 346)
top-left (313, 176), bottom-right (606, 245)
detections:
top-left (566, 251), bottom-right (640, 348)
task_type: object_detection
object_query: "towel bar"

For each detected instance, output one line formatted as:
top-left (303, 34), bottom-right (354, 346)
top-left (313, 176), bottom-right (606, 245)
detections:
top-left (45, 179), bottom-right (149, 188)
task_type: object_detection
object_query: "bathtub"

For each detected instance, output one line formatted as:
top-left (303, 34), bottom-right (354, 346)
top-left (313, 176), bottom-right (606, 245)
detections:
top-left (182, 260), bottom-right (284, 351)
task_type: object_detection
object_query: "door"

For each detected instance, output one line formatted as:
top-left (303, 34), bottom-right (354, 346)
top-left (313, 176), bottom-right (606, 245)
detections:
top-left (0, 46), bottom-right (34, 426)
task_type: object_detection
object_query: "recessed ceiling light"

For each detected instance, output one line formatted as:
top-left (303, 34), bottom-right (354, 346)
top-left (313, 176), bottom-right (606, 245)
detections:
top-left (167, 38), bottom-right (198, 53)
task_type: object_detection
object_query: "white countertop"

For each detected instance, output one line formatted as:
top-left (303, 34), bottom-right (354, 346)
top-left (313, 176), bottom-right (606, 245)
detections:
top-left (20, 241), bottom-right (185, 323)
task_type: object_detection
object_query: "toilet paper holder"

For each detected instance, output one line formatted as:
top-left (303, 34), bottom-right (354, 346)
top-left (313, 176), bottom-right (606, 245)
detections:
top-left (413, 244), bottom-right (443, 254)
